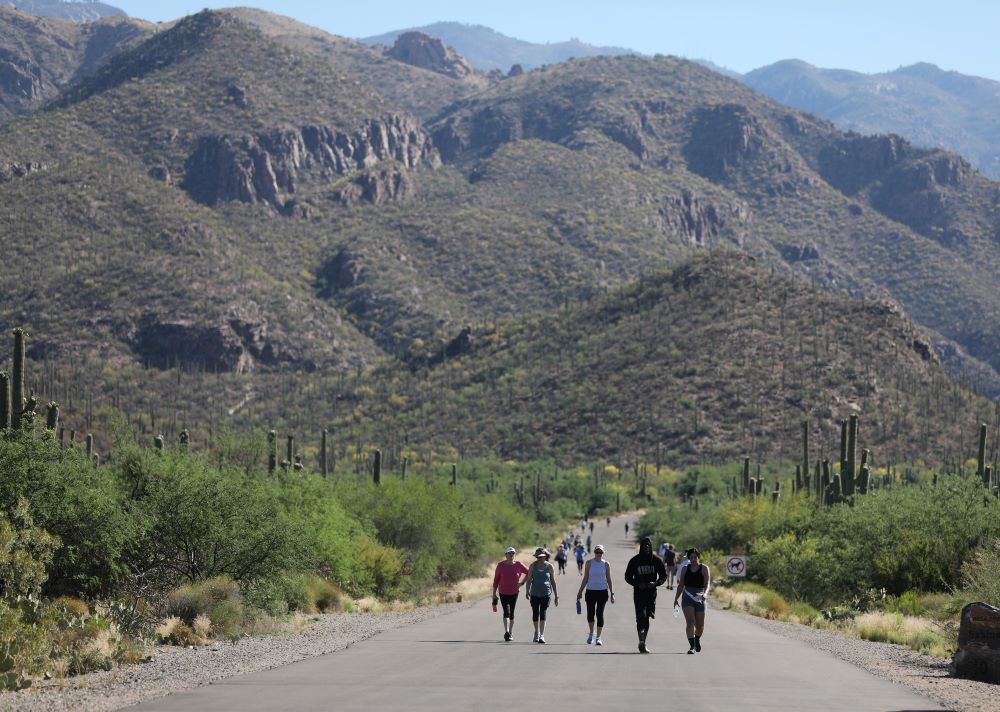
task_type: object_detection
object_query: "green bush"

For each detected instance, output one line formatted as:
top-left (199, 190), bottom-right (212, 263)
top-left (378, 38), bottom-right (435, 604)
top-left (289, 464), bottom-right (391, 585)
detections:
top-left (166, 576), bottom-right (239, 624)
top-left (961, 538), bottom-right (1000, 606)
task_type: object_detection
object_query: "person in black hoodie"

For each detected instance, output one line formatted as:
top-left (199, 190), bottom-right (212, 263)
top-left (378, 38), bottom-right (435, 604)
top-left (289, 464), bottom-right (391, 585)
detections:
top-left (623, 536), bottom-right (666, 653)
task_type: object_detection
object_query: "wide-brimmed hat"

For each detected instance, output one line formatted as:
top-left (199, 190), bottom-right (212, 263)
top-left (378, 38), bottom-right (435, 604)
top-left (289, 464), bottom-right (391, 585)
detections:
top-left (504, 546), bottom-right (516, 554)
top-left (533, 546), bottom-right (550, 559)
top-left (594, 544), bottom-right (605, 553)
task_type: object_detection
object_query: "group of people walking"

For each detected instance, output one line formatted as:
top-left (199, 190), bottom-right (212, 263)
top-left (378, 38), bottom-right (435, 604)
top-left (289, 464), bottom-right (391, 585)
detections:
top-left (491, 524), bottom-right (710, 654)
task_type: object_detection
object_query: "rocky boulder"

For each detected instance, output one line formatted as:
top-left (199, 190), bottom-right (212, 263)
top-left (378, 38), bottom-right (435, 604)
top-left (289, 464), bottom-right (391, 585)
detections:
top-left (386, 31), bottom-right (473, 79)
top-left (334, 163), bottom-right (415, 206)
top-left (954, 602), bottom-right (1000, 683)
top-left (183, 114), bottom-right (439, 210)
top-left (684, 104), bottom-right (764, 182)
top-left (0, 160), bottom-right (44, 183)
top-left (817, 133), bottom-right (910, 196)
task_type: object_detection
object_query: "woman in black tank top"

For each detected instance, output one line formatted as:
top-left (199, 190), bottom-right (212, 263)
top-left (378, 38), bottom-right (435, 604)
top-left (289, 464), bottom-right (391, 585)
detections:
top-left (672, 548), bottom-right (711, 654)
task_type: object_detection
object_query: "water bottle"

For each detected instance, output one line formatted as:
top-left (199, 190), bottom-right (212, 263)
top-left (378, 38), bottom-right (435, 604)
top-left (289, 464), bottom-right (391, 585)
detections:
top-left (492, 597), bottom-right (498, 613)
top-left (576, 599), bottom-right (582, 615)
top-left (674, 603), bottom-right (680, 619)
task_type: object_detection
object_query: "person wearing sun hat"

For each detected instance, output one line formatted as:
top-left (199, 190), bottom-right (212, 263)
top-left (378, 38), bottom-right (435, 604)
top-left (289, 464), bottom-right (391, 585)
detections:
top-left (576, 544), bottom-right (615, 646)
top-left (492, 546), bottom-right (529, 641)
top-left (526, 546), bottom-right (558, 643)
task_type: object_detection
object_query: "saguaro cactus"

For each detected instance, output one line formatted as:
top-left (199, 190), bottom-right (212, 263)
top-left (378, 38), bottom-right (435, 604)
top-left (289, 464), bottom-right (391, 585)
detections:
top-left (45, 402), bottom-right (58, 434)
top-left (401, 456), bottom-right (408, 480)
top-left (11, 329), bottom-right (25, 430)
top-left (801, 420), bottom-right (809, 490)
top-left (85, 433), bottom-right (94, 460)
top-left (978, 423), bottom-right (988, 484)
top-left (845, 414), bottom-right (858, 497)
top-left (154, 434), bottom-right (164, 451)
top-left (320, 428), bottom-right (328, 477)
top-left (742, 457), bottom-right (750, 495)
top-left (267, 430), bottom-right (277, 474)
top-left (373, 448), bottom-right (382, 485)
top-left (285, 435), bottom-right (294, 470)
top-left (0, 371), bottom-right (10, 430)
top-left (179, 429), bottom-right (189, 448)
top-left (451, 463), bottom-right (457, 486)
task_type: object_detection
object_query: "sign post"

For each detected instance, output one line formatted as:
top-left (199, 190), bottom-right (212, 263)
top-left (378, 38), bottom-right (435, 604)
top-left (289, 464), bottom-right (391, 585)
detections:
top-left (725, 555), bottom-right (747, 577)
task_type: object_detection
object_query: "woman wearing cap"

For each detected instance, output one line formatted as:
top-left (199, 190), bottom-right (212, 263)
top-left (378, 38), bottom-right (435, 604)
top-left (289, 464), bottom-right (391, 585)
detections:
top-left (492, 547), bottom-right (529, 641)
top-left (672, 548), bottom-right (711, 654)
top-left (575, 544), bottom-right (615, 645)
top-left (526, 547), bottom-right (559, 643)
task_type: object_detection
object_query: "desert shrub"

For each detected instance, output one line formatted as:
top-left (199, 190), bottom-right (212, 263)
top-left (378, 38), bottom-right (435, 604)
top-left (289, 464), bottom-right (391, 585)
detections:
top-left (0, 499), bottom-right (59, 599)
top-left (155, 616), bottom-right (206, 646)
top-left (165, 576), bottom-right (239, 624)
top-left (960, 537), bottom-right (1000, 607)
top-left (352, 539), bottom-right (404, 599)
top-left (788, 601), bottom-right (821, 624)
top-left (750, 532), bottom-right (844, 605)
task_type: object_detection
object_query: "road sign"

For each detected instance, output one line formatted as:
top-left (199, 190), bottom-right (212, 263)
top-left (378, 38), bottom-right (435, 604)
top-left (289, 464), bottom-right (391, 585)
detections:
top-left (725, 555), bottom-right (747, 577)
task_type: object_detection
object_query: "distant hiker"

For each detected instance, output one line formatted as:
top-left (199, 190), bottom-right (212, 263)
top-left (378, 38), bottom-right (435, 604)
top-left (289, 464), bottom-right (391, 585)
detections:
top-left (606, 516), bottom-right (611, 527)
top-left (574, 542), bottom-right (587, 574)
top-left (624, 522), bottom-right (629, 537)
top-left (624, 537), bottom-right (666, 653)
top-left (589, 521), bottom-right (594, 534)
top-left (586, 534), bottom-right (592, 553)
top-left (673, 548), bottom-right (711, 654)
top-left (526, 547), bottom-right (558, 643)
top-left (492, 547), bottom-right (529, 641)
top-left (664, 543), bottom-right (677, 589)
top-left (576, 544), bottom-right (615, 646)
top-left (554, 544), bottom-right (568, 575)
top-left (658, 542), bottom-right (667, 558)
top-left (675, 550), bottom-right (690, 588)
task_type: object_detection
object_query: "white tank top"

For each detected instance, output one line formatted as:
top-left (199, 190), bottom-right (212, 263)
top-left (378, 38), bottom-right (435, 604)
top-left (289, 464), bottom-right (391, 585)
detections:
top-left (587, 559), bottom-right (609, 590)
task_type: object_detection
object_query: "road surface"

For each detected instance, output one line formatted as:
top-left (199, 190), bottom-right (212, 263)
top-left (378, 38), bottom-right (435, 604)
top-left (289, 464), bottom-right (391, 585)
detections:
top-left (132, 514), bottom-right (946, 711)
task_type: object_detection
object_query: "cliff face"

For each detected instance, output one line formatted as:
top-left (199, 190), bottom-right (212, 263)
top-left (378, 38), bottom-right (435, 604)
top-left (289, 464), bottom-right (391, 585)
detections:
top-left (386, 31), bottom-right (474, 79)
top-left (182, 113), bottom-right (440, 210)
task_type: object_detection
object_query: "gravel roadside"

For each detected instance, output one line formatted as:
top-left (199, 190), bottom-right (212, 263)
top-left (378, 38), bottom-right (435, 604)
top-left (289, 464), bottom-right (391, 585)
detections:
top-left (732, 611), bottom-right (997, 712)
top-left (0, 600), bottom-right (474, 712)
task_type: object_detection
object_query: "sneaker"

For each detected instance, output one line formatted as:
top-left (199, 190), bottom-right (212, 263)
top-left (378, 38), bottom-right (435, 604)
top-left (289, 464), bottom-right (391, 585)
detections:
top-left (694, 638), bottom-right (701, 652)
top-left (537, 636), bottom-right (546, 644)
top-left (595, 637), bottom-right (603, 646)
top-left (532, 632), bottom-right (539, 643)
top-left (586, 634), bottom-right (593, 645)
top-left (638, 641), bottom-right (647, 654)
top-left (504, 632), bottom-right (511, 642)
top-left (687, 648), bottom-right (695, 655)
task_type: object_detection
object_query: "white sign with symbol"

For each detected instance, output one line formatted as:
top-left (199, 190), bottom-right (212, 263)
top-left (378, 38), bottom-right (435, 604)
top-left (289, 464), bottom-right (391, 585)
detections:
top-left (725, 556), bottom-right (747, 577)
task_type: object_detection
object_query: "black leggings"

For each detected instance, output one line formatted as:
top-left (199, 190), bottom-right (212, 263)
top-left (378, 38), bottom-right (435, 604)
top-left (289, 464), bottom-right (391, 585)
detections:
top-left (530, 595), bottom-right (550, 622)
top-left (585, 589), bottom-right (609, 627)
top-left (499, 594), bottom-right (518, 619)
top-left (633, 588), bottom-right (657, 637)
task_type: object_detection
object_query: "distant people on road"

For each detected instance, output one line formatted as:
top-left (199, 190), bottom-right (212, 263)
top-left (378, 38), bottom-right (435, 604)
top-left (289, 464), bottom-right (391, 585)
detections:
top-left (574, 542), bottom-right (587, 574)
top-left (526, 547), bottom-right (558, 643)
top-left (576, 544), bottom-right (615, 646)
top-left (554, 544), bottom-right (568, 575)
top-left (606, 516), bottom-right (611, 527)
top-left (589, 521), bottom-right (594, 534)
top-left (673, 548), bottom-right (711, 654)
top-left (663, 544), bottom-right (677, 589)
top-left (624, 522), bottom-right (629, 537)
top-left (624, 536), bottom-right (666, 653)
top-left (492, 547), bottom-right (529, 642)
top-left (586, 534), bottom-right (592, 553)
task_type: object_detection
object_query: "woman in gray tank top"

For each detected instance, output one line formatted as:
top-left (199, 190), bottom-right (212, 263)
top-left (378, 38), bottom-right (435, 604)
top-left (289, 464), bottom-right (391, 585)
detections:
top-left (526, 547), bottom-right (559, 643)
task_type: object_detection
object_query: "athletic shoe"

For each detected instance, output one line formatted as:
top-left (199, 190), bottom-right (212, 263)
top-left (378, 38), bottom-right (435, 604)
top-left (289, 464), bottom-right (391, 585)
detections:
top-left (687, 648), bottom-right (695, 654)
top-left (695, 638), bottom-right (702, 652)
top-left (595, 638), bottom-right (603, 646)
top-left (538, 636), bottom-right (546, 644)
top-left (586, 634), bottom-right (593, 644)
top-left (504, 632), bottom-right (511, 642)
top-left (638, 641), bottom-right (647, 653)
top-left (532, 632), bottom-right (539, 642)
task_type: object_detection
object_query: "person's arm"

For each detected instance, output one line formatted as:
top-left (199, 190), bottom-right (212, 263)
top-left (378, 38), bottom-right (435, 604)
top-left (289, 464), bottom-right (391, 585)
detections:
top-left (623, 558), bottom-right (636, 587)
top-left (673, 567), bottom-right (686, 606)
top-left (606, 563), bottom-right (615, 602)
top-left (704, 565), bottom-right (711, 599)
top-left (518, 562), bottom-right (529, 589)
top-left (525, 566), bottom-right (533, 599)
top-left (577, 559), bottom-right (591, 598)
top-left (549, 564), bottom-right (558, 605)
top-left (654, 557), bottom-right (667, 588)
top-left (492, 564), bottom-right (501, 599)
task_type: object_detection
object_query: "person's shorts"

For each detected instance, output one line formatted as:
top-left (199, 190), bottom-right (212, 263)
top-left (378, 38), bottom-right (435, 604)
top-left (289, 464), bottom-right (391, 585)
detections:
top-left (681, 590), bottom-right (706, 613)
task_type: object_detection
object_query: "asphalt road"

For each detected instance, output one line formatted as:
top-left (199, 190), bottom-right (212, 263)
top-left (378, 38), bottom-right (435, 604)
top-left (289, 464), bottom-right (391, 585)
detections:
top-left (132, 514), bottom-right (945, 711)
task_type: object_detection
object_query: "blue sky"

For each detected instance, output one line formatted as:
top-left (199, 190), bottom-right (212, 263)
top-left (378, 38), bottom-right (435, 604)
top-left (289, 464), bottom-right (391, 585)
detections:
top-left (112, 1), bottom-right (1000, 80)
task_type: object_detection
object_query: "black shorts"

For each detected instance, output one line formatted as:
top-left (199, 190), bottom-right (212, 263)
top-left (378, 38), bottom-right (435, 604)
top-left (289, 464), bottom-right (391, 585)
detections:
top-left (499, 593), bottom-right (518, 618)
top-left (682, 590), bottom-right (706, 613)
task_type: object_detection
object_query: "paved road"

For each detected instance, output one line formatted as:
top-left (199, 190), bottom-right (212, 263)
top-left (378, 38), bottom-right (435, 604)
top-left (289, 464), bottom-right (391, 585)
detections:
top-left (133, 515), bottom-right (946, 711)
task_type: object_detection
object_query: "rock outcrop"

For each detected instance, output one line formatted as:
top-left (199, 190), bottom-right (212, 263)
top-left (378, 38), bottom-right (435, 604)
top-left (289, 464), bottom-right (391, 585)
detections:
top-left (386, 31), bottom-right (473, 79)
top-left (0, 51), bottom-right (41, 100)
top-left (872, 152), bottom-right (973, 237)
top-left (954, 602), bottom-right (1000, 683)
top-left (818, 134), bottom-right (910, 196)
top-left (133, 301), bottom-right (306, 373)
top-left (650, 191), bottom-right (752, 247)
top-left (0, 160), bottom-right (44, 182)
top-left (684, 104), bottom-right (764, 181)
top-left (183, 114), bottom-right (439, 210)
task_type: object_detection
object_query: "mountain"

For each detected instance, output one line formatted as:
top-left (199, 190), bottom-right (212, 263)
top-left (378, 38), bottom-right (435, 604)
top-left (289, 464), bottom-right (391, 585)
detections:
top-left (743, 60), bottom-right (1000, 180)
top-left (362, 22), bottom-right (635, 72)
top-left (1, 8), bottom-right (1000, 464)
top-left (1, 0), bottom-right (124, 22)
top-left (0, 5), bottom-right (152, 122)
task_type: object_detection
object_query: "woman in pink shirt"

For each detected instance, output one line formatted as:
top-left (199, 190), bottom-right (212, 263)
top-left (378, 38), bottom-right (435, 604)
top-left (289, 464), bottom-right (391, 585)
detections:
top-left (492, 546), bottom-right (529, 641)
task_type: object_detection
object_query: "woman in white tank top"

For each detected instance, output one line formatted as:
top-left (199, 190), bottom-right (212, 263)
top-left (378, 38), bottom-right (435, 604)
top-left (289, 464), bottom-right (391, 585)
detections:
top-left (575, 544), bottom-right (615, 645)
